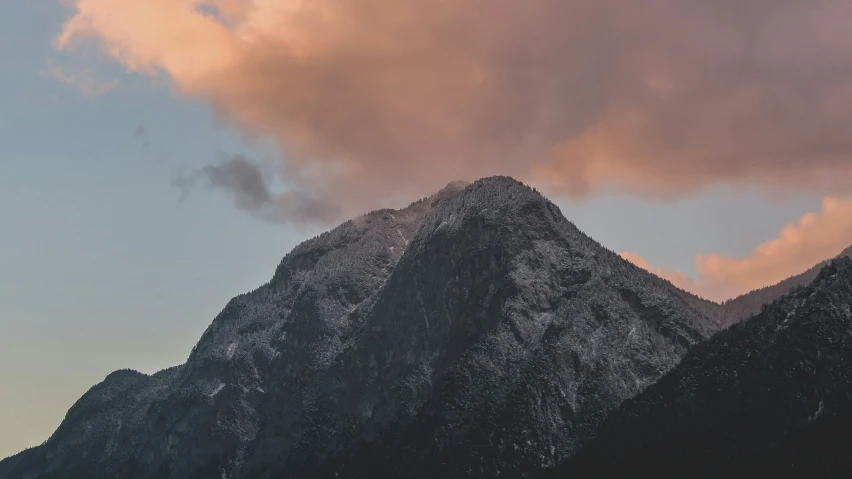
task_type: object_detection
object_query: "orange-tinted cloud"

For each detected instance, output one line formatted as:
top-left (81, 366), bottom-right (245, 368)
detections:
top-left (623, 197), bottom-right (852, 302)
top-left (619, 251), bottom-right (698, 295)
top-left (55, 0), bottom-right (852, 220)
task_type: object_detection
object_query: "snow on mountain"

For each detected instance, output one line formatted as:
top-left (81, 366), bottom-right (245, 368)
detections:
top-left (0, 177), bottom-right (721, 479)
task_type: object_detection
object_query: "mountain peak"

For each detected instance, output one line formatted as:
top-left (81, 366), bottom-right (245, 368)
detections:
top-left (429, 176), bottom-right (557, 222)
top-left (1, 176), bottom-right (720, 479)
top-left (466, 175), bottom-right (538, 195)
top-left (438, 179), bottom-right (471, 194)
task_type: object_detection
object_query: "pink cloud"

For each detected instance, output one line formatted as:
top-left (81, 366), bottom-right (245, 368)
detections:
top-left (623, 197), bottom-right (852, 302)
top-left (41, 60), bottom-right (119, 97)
top-left (53, 0), bottom-right (852, 221)
top-left (620, 251), bottom-right (698, 295)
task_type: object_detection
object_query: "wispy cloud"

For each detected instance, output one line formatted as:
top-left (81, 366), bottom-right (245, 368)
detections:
top-left (40, 59), bottom-right (119, 97)
top-left (173, 155), bottom-right (340, 225)
top-left (134, 125), bottom-right (149, 149)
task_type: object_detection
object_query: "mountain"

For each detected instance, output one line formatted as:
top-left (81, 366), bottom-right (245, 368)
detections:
top-left (555, 256), bottom-right (852, 475)
top-left (0, 177), bottom-right (721, 479)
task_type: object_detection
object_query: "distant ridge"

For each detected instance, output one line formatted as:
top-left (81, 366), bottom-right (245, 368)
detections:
top-left (555, 256), bottom-right (852, 475)
top-left (716, 244), bottom-right (852, 327)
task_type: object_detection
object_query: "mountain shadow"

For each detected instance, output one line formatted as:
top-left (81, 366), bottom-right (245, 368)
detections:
top-left (554, 257), bottom-right (852, 477)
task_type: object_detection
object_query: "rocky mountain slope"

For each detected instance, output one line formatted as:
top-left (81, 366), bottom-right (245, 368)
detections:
top-left (556, 256), bottom-right (852, 475)
top-left (0, 177), bottom-right (722, 479)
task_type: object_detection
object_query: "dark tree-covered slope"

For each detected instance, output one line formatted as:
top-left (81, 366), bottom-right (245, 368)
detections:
top-left (0, 177), bottom-right (721, 479)
top-left (716, 245), bottom-right (852, 327)
top-left (556, 257), bottom-right (852, 476)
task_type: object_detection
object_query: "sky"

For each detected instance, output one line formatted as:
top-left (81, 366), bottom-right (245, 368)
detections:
top-left (1, 0), bottom-right (851, 460)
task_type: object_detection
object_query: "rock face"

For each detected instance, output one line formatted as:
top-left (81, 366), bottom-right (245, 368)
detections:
top-left (0, 177), bottom-right (720, 479)
top-left (558, 257), bottom-right (852, 475)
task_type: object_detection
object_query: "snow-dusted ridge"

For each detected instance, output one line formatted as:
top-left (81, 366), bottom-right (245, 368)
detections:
top-left (0, 177), bottom-right (723, 479)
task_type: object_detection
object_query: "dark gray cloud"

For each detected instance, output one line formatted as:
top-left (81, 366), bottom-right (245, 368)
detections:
top-left (134, 125), bottom-right (149, 149)
top-left (174, 155), bottom-right (340, 225)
